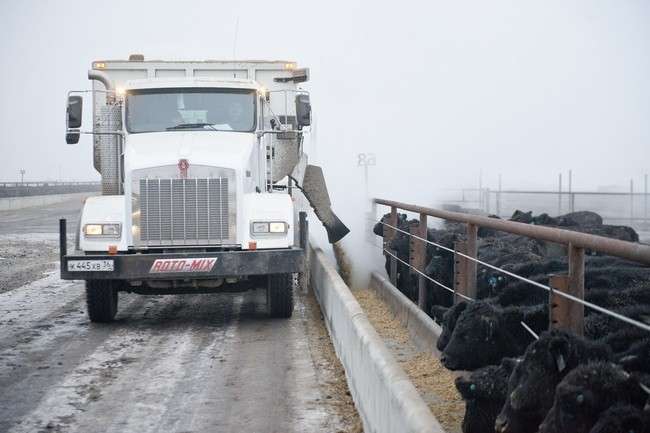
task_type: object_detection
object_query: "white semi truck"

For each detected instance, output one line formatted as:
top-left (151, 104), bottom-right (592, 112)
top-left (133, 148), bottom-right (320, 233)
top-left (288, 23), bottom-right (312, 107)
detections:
top-left (61, 55), bottom-right (349, 322)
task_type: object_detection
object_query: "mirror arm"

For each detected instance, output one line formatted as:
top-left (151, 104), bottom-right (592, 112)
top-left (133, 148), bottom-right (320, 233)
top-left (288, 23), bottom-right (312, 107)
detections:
top-left (256, 130), bottom-right (284, 139)
top-left (67, 130), bottom-right (124, 137)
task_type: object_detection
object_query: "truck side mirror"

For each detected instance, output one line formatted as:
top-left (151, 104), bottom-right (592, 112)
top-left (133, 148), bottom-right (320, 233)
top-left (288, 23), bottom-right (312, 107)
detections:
top-left (295, 94), bottom-right (311, 128)
top-left (66, 131), bottom-right (80, 144)
top-left (67, 95), bottom-right (83, 129)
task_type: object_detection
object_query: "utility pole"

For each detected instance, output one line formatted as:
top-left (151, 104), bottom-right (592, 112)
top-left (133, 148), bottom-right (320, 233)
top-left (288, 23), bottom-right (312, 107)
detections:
top-left (478, 170), bottom-right (483, 210)
top-left (630, 178), bottom-right (634, 225)
top-left (643, 174), bottom-right (648, 224)
top-left (558, 173), bottom-right (563, 216)
top-left (568, 169), bottom-right (574, 213)
top-left (497, 173), bottom-right (502, 217)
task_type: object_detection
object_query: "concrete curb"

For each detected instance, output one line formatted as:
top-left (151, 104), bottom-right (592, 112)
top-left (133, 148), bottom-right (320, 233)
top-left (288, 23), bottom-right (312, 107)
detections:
top-left (369, 272), bottom-right (442, 356)
top-left (310, 246), bottom-right (443, 433)
top-left (0, 193), bottom-right (93, 211)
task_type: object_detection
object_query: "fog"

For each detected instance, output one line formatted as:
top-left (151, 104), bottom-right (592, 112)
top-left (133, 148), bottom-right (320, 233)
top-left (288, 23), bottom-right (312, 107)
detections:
top-left (1, 1), bottom-right (649, 285)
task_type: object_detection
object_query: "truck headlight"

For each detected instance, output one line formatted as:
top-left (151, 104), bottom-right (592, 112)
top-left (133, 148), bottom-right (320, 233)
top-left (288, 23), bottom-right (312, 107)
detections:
top-left (251, 221), bottom-right (287, 235)
top-left (269, 222), bottom-right (287, 233)
top-left (83, 223), bottom-right (121, 238)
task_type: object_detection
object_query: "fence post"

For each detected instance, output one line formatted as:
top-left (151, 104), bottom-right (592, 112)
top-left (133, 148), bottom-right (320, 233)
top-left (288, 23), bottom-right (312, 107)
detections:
top-left (453, 241), bottom-right (468, 304)
top-left (549, 244), bottom-right (585, 335)
top-left (389, 250), bottom-right (398, 286)
top-left (385, 206), bottom-right (397, 244)
top-left (384, 206), bottom-right (398, 284)
top-left (409, 214), bottom-right (428, 311)
top-left (466, 224), bottom-right (478, 300)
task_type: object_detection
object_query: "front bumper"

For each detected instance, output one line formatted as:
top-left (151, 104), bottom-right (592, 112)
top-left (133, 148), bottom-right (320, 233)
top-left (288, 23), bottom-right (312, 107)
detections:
top-left (59, 218), bottom-right (307, 281)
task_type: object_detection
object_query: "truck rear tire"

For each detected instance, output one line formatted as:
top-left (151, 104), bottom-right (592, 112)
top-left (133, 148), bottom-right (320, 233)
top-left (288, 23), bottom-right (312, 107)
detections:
top-left (86, 280), bottom-right (119, 323)
top-left (267, 273), bottom-right (293, 318)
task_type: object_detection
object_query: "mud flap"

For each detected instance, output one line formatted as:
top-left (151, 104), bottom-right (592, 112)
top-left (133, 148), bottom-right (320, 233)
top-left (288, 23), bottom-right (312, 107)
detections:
top-left (301, 164), bottom-right (350, 244)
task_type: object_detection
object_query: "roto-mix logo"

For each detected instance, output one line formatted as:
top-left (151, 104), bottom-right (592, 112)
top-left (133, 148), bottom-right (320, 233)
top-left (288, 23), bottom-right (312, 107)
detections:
top-left (149, 258), bottom-right (218, 274)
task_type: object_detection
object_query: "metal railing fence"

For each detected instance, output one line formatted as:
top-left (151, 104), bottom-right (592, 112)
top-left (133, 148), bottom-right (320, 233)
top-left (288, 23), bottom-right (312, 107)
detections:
top-left (373, 198), bottom-right (650, 336)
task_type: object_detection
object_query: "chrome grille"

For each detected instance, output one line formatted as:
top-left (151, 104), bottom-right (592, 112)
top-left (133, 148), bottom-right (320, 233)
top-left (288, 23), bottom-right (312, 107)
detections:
top-left (132, 166), bottom-right (236, 246)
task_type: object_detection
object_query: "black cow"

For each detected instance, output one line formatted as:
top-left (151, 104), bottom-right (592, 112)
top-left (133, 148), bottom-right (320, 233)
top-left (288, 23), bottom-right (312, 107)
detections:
top-left (538, 362), bottom-right (647, 433)
top-left (617, 338), bottom-right (650, 374)
top-left (585, 305), bottom-right (650, 340)
top-left (495, 330), bottom-right (611, 433)
top-left (441, 301), bottom-right (547, 370)
top-left (435, 301), bottom-right (468, 351)
top-left (588, 404), bottom-right (649, 433)
top-left (455, 357), bottom-right (519, 433)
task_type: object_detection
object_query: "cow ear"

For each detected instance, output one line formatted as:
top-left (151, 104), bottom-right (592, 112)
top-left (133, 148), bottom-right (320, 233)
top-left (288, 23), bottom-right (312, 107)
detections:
top-left (549, 336), bottom-right (570, 373)
top-left (618, 354), bottom-right (638, 369)
top-left (481, 316), bottom-right (497, 339)
top-left (501, 357), bottom-right (520, 374)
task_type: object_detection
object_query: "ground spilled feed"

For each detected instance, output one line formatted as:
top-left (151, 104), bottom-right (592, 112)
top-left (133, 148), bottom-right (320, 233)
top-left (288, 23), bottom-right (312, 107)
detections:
top-left (305, 286), bottom-right (364, 433)
top-left (332, 242), bottom-right (353, 287)
top-left (354, 289), bottom-right (464, 433)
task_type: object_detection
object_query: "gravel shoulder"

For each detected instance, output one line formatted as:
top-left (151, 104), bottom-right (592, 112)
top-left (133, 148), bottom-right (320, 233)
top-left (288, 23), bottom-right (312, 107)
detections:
top-left (0, 234), bottom-right (60, 294)
top-left (353, 288), bottom-right (464, 433)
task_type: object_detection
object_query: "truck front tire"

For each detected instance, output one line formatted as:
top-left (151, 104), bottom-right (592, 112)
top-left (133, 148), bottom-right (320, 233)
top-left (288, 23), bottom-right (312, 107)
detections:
top-left (86, 280), bottom-right (119, 322)
top-left (267, 273), bottom-right (294, 318)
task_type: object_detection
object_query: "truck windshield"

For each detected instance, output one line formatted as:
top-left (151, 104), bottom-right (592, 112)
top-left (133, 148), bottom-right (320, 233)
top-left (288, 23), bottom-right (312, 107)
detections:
top-left (125, 88), bottom-right (256, 133)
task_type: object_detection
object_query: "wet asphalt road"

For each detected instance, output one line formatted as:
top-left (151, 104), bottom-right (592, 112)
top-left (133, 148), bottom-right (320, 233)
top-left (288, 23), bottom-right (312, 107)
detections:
top-left (0, 199), bottom-right (344, 433)
top-left (0, 196), bottom-right (86, 235)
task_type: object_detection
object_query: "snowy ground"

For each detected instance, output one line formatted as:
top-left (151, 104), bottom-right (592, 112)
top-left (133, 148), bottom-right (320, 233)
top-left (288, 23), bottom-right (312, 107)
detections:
top-left (0, 199), bottom-right (358, 433)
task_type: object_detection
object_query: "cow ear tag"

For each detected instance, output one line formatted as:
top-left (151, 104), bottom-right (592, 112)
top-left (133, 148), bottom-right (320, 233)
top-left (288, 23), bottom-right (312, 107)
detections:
top-left (555, 354), bottom-right (566, 373)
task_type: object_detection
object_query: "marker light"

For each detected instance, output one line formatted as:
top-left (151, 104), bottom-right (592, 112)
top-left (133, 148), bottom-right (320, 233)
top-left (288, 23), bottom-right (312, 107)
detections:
top-left (116, 87), bottom-right (126, 96)
top-left (284, 63), bottom-right (296, 70)
top-left (94, 62), bottom-right (106, 69)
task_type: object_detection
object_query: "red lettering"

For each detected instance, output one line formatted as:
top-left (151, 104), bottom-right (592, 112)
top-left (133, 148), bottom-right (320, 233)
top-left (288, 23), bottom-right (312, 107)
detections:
top-left (190, 259), bottom-right (204, 271)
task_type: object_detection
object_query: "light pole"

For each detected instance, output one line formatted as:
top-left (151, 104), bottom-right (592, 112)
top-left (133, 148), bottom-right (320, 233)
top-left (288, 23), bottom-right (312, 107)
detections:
top-left (357, 152), bottom-right (376, 200)
top-left (358, 152), bottom-right (377, 244)
top-left (20, 169), bottom-right (25, 184)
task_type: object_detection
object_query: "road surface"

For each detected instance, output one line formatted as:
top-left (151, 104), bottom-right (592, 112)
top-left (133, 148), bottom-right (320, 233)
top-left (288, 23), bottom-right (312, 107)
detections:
top-left (0, 198), bottom-right (356, 433)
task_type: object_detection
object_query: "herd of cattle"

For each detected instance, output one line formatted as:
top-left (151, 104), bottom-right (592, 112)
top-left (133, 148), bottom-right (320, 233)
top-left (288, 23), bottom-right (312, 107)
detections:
top-left (374, 209), bottom-right (650, 433)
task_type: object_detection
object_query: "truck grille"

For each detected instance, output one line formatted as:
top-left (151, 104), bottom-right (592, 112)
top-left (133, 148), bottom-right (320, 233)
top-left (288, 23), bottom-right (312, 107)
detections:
top-left (132, 166), bottom-right (236, 247)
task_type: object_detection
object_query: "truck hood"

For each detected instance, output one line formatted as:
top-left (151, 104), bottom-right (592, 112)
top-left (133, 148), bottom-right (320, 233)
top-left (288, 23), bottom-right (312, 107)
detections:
top-left (124, 131), bottom-right (257, 171)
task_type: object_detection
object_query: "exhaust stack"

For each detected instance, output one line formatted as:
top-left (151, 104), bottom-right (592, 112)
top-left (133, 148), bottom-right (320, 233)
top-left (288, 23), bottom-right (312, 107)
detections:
top-left (88, 69), bottom-right (121, 195)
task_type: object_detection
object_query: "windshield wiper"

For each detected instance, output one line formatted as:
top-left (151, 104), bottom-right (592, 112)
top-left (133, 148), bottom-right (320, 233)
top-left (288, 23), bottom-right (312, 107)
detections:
top-left (166, 123), bottom-right (218, 131)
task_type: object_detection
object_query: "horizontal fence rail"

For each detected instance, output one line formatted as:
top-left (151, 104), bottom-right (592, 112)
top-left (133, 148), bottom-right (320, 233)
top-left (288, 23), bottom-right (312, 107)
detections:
top-left (0, 181), bottom-right (101, 198)
top-left (452, 186), bottom-right (650, 227)
top-left (373, 198), bottom-right (650, 336)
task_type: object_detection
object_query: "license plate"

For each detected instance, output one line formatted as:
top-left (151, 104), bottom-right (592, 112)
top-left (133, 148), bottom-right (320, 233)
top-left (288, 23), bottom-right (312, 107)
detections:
top-left (67, 260), bottom-right (115, 272)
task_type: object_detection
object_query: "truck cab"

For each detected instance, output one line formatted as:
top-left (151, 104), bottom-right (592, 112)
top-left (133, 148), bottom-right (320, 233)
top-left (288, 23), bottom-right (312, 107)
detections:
top-left (61, 57), bottom-right (348, 322)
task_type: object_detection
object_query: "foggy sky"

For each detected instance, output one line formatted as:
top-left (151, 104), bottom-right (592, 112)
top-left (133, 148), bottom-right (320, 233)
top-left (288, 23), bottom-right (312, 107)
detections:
top-left (1, 0), bottom-right (649, 203)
